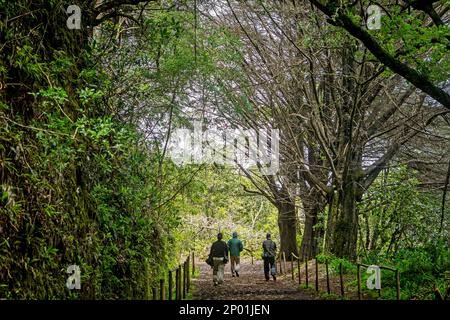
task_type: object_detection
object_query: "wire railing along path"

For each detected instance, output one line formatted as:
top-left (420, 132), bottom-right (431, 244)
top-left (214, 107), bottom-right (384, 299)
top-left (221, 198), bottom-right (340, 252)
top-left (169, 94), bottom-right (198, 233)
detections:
top-left (275, 251), bottom-right (401, 300)
top-left (152, 252), bottom-right (195, 300)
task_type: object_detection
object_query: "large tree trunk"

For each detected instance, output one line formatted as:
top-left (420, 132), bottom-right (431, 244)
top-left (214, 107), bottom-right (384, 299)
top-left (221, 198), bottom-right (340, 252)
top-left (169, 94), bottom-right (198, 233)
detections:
top-left (300, 192), bottom-right (325, 261)
top-left (300, 208), bottom-right (320, 261)
top-left (277, 200), bottom-right (298, 259)
top-left (325, 179), bottom-right (359, 259)
top-left (323, 42), bottom-right (362, 260)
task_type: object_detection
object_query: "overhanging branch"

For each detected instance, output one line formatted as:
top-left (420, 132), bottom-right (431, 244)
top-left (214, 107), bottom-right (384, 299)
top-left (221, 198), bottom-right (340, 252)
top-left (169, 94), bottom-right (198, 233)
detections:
top-left (308, 0), bottom-right (450, 108)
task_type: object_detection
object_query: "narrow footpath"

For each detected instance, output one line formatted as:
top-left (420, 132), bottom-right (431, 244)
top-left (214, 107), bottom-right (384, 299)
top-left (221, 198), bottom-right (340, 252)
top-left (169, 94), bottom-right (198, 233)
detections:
top-left (192, 259), bottom-right (318, 300)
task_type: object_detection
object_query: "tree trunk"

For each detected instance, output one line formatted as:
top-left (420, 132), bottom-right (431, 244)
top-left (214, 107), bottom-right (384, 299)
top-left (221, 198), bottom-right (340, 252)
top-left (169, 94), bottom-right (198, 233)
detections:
top-left (325, 180), bottom-right (359, 260)
top-left (300, 195), bottom-right (325, 261)
top-left (277, 201), bottom-right (298, 259)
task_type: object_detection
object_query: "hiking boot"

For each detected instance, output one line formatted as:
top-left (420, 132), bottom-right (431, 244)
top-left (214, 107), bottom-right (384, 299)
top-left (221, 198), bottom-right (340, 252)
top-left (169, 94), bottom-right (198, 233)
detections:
top-left (235, 271), bottom-right (239, 277)
top-left (272, 275), bottom-right (276, 281)
top-left (232, 273), bottom-right (235, 277)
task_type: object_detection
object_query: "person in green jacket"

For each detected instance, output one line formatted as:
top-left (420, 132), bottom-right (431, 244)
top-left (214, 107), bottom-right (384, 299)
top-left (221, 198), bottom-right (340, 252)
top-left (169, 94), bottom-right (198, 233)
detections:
top-left (227, 232), bottom-right (244, 277)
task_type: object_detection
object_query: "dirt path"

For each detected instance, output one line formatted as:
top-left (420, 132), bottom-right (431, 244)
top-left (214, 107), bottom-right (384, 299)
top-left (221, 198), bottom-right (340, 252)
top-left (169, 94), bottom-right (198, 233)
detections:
top-left (192, 259), bottom-right (318, 300)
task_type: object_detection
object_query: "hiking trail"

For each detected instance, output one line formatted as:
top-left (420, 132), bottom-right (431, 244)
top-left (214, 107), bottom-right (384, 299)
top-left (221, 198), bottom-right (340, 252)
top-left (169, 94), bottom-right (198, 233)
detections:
top-left (192, 259), bottom-right (319, 300)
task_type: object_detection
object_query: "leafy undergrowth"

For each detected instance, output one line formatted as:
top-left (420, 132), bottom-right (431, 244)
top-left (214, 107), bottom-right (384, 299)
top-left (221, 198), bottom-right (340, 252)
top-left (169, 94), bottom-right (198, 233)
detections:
top-left (310, 245), bottom-right (450, 300)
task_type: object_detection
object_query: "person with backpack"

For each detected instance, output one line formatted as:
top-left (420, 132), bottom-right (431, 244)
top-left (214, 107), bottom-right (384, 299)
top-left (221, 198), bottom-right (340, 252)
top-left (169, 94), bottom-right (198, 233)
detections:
top-left (207, 233), bottom-right (229, 286)
top-left (262, 233), bottom-right (277, 281)
top-left (227, 231), bottom-right (244, 277)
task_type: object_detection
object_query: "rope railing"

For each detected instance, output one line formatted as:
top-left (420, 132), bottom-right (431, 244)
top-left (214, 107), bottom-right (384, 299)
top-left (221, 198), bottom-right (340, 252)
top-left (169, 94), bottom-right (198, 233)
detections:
top-left (152, 252), bottom-right (195, 300)
top-left (357, 263), bottom-right (400, 300)
top-left (281, 251), bottom-right (401, 300)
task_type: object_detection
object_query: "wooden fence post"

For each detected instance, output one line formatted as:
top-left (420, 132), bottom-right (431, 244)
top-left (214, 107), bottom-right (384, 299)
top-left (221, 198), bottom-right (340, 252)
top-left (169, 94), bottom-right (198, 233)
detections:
top-left (357, 264), bottom-right (361, 300)
top-left (305, 259), bottom-right (309, 287)
top-left (182, 262), bottom-right (186, 299)
top-left (326, 259), bottom-right (330, 294)
top-left (192, 252), bottom-right (195, 275)
top-left (187, 257), bottom-right (190, 293)
top-left (160, 279), bottom-right (165, 300)
top-left (396, 270), bottom-right (401, 300)
top-left (291, 256), bottom-right (294, 281)
top-left (178, 264), bottom-right (181, 299)
top-left (315, 258), bottom-right (319, 291)
top-left (279, 255), bottom-right (283, 274)
top-left (168, 270), bottom-right (173, 300)
top-left (152, 287), bottom-right (157, 300)
top-left (339, 262), bottom-right (344, 297)
top-left (175, 267), bottom-right (180, 300)
top-left (297, 256), bottom-right (301, 285)
top-left (283, 252), bottom-right (287, 275)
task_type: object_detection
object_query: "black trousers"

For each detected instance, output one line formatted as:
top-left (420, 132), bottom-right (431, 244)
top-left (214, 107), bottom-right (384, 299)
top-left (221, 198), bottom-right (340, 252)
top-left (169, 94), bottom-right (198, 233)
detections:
top-left (263, 257), bottom-right (276, 280)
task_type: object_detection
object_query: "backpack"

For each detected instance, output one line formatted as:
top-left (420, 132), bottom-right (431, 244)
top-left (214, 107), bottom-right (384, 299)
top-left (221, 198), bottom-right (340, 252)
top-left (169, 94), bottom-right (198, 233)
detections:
top-left (262, 240), bottom-right (276, 258)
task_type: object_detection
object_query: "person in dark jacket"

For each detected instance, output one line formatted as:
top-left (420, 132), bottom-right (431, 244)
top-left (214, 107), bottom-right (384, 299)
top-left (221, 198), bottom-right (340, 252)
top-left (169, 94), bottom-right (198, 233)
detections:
top-left (227, 231), bottom-right (244, 277)
top-left (262, 233), bottom-right (277, 281)
top-left (209, 233), bottom-right (229, 285)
